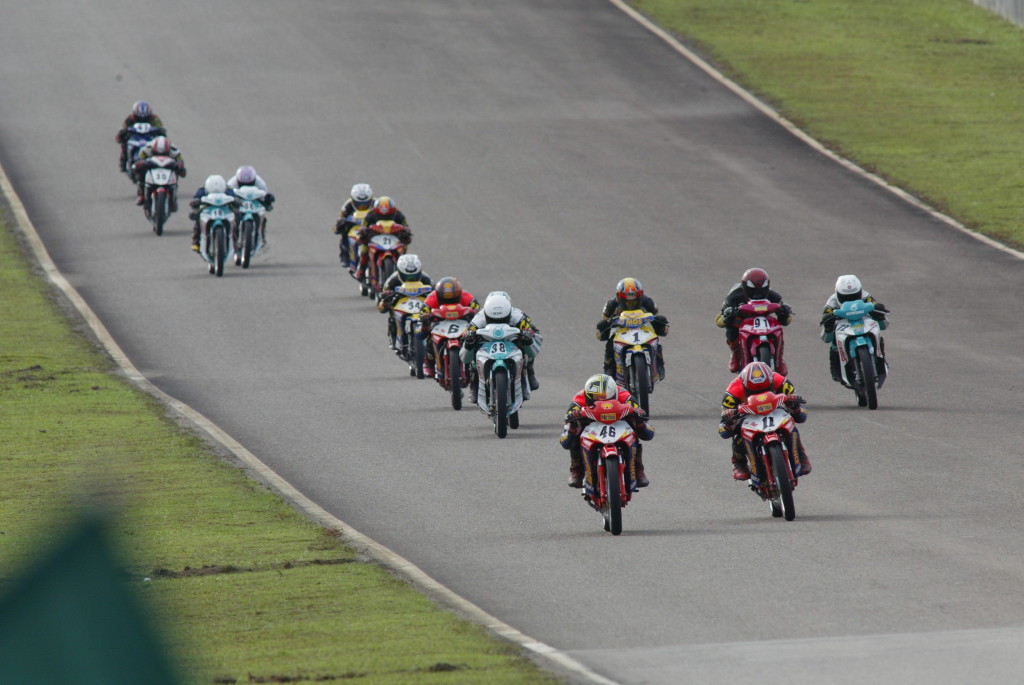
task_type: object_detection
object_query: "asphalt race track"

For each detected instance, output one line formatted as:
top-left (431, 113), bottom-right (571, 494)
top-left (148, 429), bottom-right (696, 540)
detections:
top-left (2, 2), bottom-right (1023, 683)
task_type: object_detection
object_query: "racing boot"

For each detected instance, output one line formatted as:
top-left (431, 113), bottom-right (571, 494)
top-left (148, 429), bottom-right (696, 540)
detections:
top-left (656, 347), bottom-right (666, 382)
top-left (190, 224), bottom-right (201, 252)
top-left (526, 359), bottom-right (540, 391)
top-left (775, 339), bottom-right (788, 376)
top-left (603, 345), bottom-right (616, 376)
top-left (634, 445), bottom-right (649, 488)
top-left (727, 339), bottom-right (741, 373)
top-left (795, 434), bottom-right (812, 475)
top-left (339, 239), bottom-right (350, 267)
top-left (568, 445), bottom-right (584, 488)
top-left (731, 453), bottom-right (750, 481)
top-left (422, 356), bottom-right (435, 378)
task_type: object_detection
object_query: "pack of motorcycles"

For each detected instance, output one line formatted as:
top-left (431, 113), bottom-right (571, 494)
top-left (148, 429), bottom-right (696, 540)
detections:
top-left (120, 125), bottom-right (889, 535)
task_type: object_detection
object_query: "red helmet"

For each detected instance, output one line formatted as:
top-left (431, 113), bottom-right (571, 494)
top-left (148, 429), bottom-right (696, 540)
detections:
top-left (741, 267), bottom-right (770, 300)
top-left (434, 277), bottom-right (463, 305)
top-left (740, 361), bottom-right (774, 393)
top-left (152, 136), bottom-right (171, 156)
top-left (375, 196), bottom-right (396, 217)
top-left (616, 277), bottom-right (643, 306)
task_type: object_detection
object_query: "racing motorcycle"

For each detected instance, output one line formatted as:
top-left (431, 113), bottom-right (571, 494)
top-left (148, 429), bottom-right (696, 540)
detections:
top-left (426, 303), bottom-right (475, 410)
top-left (733, 390), bottom-right (806, 521)
top-left (384, 281), bottom-right (433, 377)
top-left (358, 221), bottom-right (408, 300)
top-left (735, 299), bottom-right (786, 372)
top-left (832, 299), bottom-right (889, 409)
top-left (342, 208), bottom-right (370, 278)
top-left (610, 309), bottom-right (663, 415)
top-left (572, 399), bottom-right (643, 536)
top-left (121, 122), bottom-right (164, 179)
top-left (232, 185), bottom-right (267, 269)
top-left (197, 194), bottom-right (235, 277)
top-left (141, 155), bottom-right (178, 236)
top-left (462, 322), bottom-right (532, 438)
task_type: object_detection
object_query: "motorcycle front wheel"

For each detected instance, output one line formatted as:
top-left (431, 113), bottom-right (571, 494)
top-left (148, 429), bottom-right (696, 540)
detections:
top-left (241, 220), bottom-right (255, 269)
top-left (413, 333), bottom-right (425, 379)
top-left (856, 346), bottom-right (878, 410)
top-left (603, 456), bottom-right (623, 535)
top-left (630, 354), bottom-right (650, 416)
top-left (493, 367), bottom-right (508, 438)
top-left (212, 225), bottom-right (227, 278)
top-left (152, 192), bottom-right (166, 236)
top-left (448, 346), bottom-right (462, 410)
top-left (769, 442), bottom-right (795, 521)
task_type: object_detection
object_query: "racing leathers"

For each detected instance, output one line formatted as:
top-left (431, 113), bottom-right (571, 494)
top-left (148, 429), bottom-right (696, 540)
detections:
top-left (354, 208), bottom-right (411, 281)
top-left (416, 290), bottom-right (480, 378)
top-left (559, 385), bottom-right (655, 488)
top-left (596, 294), bottom-right (668, 379)
top-left (715, 284), bottom-right (793, 374)
top-left (717, 371), bottom-right (810, 480)
top-left (463, 305), bottom-right (540, 396)
top-left (819, 290), bottom-right (889, 383)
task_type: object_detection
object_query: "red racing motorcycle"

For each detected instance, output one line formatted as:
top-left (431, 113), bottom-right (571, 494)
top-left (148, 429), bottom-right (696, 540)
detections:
top-left (572, 399), bottom-right (645, 535)
top-left (735, 299), bottom-right (786, 372)
top-left (426, 303), bottom-right (475, 410)
top-left (734, 390), bottom-right (806, 521)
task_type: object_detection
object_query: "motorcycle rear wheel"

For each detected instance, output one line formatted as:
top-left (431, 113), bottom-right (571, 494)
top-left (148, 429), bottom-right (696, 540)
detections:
top-left (494, 368), bottom-right (508, 438)
top-left (856, 346), bottom-right (878, 410)
top-left (757, 342), bottom-right (773, 368)
top-left (448, 346), bottom-right (462, 410)
top-left (769, 442), bottom-right (795, 521)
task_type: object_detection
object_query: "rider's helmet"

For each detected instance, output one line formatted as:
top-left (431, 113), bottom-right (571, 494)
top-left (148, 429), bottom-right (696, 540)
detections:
top-left (583, 373), bottom-right (618, 406)
top-left (434, 277), bottom-right (463, 304)
top-left (740, 267), bottom-right (770, 300)
top-left (350, 183), bottom-right (374, 211)
top-left (204, 174), bottom-right (227, 195)
top-left (396, 254), bottom-right (423, 282)
top-left (375, 196), bottom-right (396, 217)
top-left (835, 274), bottom-right (863, 303)
top-left (235, 165), bottom-right (257, 186)
top-left (152, 136), bottom-right (171, 156)
top-left (615, 278), bottom-right (644, 309)
top-left (131, 100), bottom-right (152, 121)
top-left (483, 291), bottom-right (513, 324)
top-left (739, 361), bottom-right (774, 393)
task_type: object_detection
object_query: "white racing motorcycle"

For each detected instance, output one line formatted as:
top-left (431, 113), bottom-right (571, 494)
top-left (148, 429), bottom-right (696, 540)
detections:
top-left (142, 155), bottom-right (178, 236)
top-left (197, 193), bottom-right (235, 277)
top-left (462, 322), bottom-right (535, 438)
top-left (232, 185), bottom-right (267, 269)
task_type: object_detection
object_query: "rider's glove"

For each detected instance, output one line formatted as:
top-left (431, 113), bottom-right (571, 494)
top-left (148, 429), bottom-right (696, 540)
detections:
top-left (189, 198), bottom-right (201, 209)
top-left (463, 332), bottom-right (478, 347)
top-left (869, 310), bottom-right (887, 321)
top-left (521, 328), bottom-right (535, 340)
top-left (177, 166), bottom-right (187, 178)
top-left (722, 306), bottom-right (736, 322)
top-left (819, 312), bottom-right (836, 331)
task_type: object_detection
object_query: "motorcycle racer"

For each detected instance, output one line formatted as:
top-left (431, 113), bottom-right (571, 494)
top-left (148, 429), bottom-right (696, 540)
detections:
top-left (333, 183), bottom-right (375, 267)
top-left (227, 165), bottom-right (275, 247)
top-left (464, 291), bottom-right (541, 394)
top-left (717, 361), bottom-right (810, 480)
top-left (116, 100), bottom-right (165, 171)
top-left (187, 175), bottom-right (236, 251)
top-left (377, 254), bottom-right (433, 315)
top-left (715, 267), bottom-right (793, 374)
top-left (131, 136), bottom-right (186, 207)
top-left (354, 196), bottom-right (411, 281)
top-left (417, 277), bottom-right (480, 379)
top-left (559, 373), bottom-right (655, 488)
top-left (819, 274), bottom-right (889, 383)
top-left (595, 277), bottom-right (668, 378)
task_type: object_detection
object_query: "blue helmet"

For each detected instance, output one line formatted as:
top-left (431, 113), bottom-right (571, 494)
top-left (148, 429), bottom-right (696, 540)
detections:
top-left (132, 100), bottom-right (152, 120)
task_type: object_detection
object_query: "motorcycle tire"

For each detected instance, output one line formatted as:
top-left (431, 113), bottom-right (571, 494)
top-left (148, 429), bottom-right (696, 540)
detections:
top-left (757, 343), bottom-right (773, 368)
top-left (212, 225), bottom-right (227, 278)
top-left (604, 455), bottom-right (623, 535)
top-left (769, 442), bottom-right (795, 521)
top-left (449, 346), bottom-right (462, 411)
top-left (241, 220), bottom-right (255, 269)
top-left (494, 367), bottom-right (509, 438)
top-left (413, 335), bottom-right (425, 380)
top-left (856, 346), bottom-right (878, 410)
top-left (630, 354), bottom-right (650, 416)
top-left (153, 192), bottom-right (166, 236)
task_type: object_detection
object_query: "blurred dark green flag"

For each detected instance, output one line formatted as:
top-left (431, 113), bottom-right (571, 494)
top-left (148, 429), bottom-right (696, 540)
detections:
top-left (0, 513), bottom-right (180, 684)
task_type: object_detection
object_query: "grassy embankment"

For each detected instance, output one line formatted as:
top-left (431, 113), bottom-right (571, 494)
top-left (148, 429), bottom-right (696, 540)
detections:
top-left (634, 0), bottom-right (1024, 248)
top-left (0, 207), bottom-right (556, 684)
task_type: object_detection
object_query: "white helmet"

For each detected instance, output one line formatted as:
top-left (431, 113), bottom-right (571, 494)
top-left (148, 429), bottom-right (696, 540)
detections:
top-left (835, 274), bottom-right (863, 303)
top-left (483, 291), bottom-right (512, 323)
top-left (350, 183), bottom-right (374, 205)
top-left (204, 174), bottom-right (227, 195)
top-left (396, 254), bottom-right (422, 279)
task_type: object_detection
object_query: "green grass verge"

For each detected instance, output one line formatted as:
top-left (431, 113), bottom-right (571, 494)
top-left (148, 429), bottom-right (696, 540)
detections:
top-left (0, 210), bottom-right (556, 684)
top-left (631, 0), bottom-right (1024, 248)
